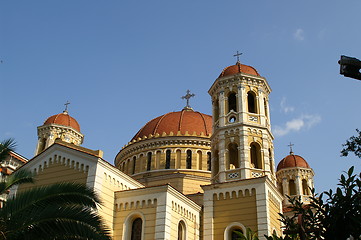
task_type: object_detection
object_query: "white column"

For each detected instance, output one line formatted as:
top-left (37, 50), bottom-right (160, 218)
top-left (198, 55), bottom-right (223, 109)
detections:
top-left (203, 191), bottom-right (214, 240)
top-left (295, 175), bottom-right (302, 196)
top-left (219, 149), bottom-right (226, 182)
top-left (154, 193), bottom-right (172, 240)
top-left (256, 183), bottom-right (270, 238)
top-left (239, 130), bottom-right (250, 179)
top-left (282, 178), bottom-right (288, 196)
top-left (238, 85), bottom-right (247, 122)
top-left (219, 90), bottom-right (226, 127)
top-left (258, 89), bottom-right (266, 126)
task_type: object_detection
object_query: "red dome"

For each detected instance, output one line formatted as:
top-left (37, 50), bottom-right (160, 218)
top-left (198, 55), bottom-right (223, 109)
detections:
top-left (132, 110), bottom-right (212, 140)
top-left (44, 111), bottom-right (81, 132)
top-left (277, 154), bottom-right (310, 171)
top-left (219, 62), bottom-right (260, 78)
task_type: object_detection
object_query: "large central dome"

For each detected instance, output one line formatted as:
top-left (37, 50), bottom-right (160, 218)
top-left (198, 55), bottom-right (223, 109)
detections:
top-left (116, 109), bottom-right (213, 195)
top-left (132, 109), bottom-right (212, 140)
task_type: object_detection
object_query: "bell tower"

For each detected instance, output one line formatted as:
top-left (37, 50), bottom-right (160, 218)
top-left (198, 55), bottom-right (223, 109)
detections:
top-left (35, 103), bottom-right (83, 155)
top-left (276, 147), bottom-right (315, 205)
top-left (208, 58), bottom-right (275, 184)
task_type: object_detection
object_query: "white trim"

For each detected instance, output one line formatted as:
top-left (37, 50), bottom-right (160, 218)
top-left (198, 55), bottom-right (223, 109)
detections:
top-left (123, 211), bottom-right (145, 240)
top-left (224, 222), bottom-right (246, 240)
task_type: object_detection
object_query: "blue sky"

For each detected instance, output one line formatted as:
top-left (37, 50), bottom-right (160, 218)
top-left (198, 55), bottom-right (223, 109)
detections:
top-left (1, 1), bottom-right (361, 192)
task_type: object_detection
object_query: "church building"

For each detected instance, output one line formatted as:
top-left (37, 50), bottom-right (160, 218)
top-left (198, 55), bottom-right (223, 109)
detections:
top-left (14, 60), bottom-right (315, 240)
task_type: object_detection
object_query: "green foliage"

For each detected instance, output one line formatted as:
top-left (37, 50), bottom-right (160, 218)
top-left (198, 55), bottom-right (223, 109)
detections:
top-left (264, 231), bottom-right (297, 240)
top-left (273, 167), bottom-right (361, 240)
top-left (341, 129), bottom-right (361, 158)
top-left (0, 169), bottom-right (35, 194)
top-left (0, 182), bottom-right (111, 240)
top-left (235, 227), bottom-right (259, 240)
top-left (0, 138), bottom-right (16, 162)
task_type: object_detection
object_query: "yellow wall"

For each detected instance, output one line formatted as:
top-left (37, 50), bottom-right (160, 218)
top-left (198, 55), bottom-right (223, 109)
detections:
top-left (18, 161), bottom-right (87, 191)
top-left (133, 170), bottom-right (211, 195)
top-left (113, 203), bottom-right (157, 240)
top-left (268, 196), bottom-right (282, 235)
top-left (169, 210), bottom-right (197, 240)
top-left (213, 191), bottom-right (258, 239)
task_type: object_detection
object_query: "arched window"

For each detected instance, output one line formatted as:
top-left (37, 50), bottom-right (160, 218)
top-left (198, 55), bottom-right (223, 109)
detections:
top-left (289, 179), bottom-right (296, 195)
top-left (213, 99), bottom-right (219, 122)
top-left (228, 92), bottom-right (237, 113)
top-left (147, 152), bottom-right (152, 171)
top-left (302, 179), bottom-right (309, 195)
top-left (228, 143), bottom-right (239, 169)
top-left (224, 223), bottom-right (246, 240)
top-left (132, 156), bottom-right (136, 174)
top-left (250, 143), bottom-right (262, 169)
top-left (165, 150), bottom-right (171, 169)
top-left (207, 152), bottom-right (212, 171)
top-left (247, 91), bottom-right (257, 113)
top-left (131, 218), bottom-right (142, 240)
top-left (186, 150), bottom-right (192, 169)
top-left (177, 220), bottom-right (186, 240)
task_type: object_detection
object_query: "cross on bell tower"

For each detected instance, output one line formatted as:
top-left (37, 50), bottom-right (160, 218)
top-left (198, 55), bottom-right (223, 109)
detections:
top-left (181, 90), bottom-right (195, 110)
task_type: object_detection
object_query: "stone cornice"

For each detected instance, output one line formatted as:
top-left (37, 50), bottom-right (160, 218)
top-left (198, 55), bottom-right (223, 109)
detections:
top-left (276, 167), bottom-right (315, 179)
top-left (208, 73), bottom-right (271, 97)
top-left (37, 124), bottom-right (83, 138)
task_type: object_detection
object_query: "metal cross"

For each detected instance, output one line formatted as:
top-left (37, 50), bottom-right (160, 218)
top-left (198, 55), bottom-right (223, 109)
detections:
top-left (181, 90), bottom-right (195, 109)
top-left (64, 101), bottom-right (70, 112)
top-left (233, 51), bottom-right (243, 62)
top-left (288, 142), bottom-right (294, 154)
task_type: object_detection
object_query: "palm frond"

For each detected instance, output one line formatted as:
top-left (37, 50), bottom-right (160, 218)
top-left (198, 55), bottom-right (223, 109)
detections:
top-left (0, 169), bottom-right (35, 194)
top-left (5, 205), bottom-right (110, 240)
top-left (0, 183), bottom-right (110, 240)
top-left (0, 138), bottom-right (16, 163)
top-left (2, 183), bottom-right (101, 224)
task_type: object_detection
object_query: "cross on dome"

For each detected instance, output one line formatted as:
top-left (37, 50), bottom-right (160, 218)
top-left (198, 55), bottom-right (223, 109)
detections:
top-left (64, 101), bottom-right (70, 114)
top-left (288, 142), bottom-right (294, 155)
top-left (181, 90), bottom-right (195, 110)
top-left (233, 51), bottom-right (243, 63)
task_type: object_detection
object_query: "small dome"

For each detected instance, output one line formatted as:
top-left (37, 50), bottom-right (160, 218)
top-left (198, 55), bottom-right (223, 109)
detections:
top-left (219, 61), bottom-right (260, 78)
top-left (132, 109), bottom-right (212, 140)
top-left (44, 111), bottom-right (81, 132)
top-left (277, 153), bottom-right (310, 171)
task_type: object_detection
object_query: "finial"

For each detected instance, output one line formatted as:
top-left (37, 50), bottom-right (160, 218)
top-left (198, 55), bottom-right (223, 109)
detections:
top-left (64, 101), bottom-right (70, 114)
top-left (233, 50), bottom-right (243, 63)
top-left (288, 142), bottom-right (294, 155)
top-left (181, 90), bottom-right (195, 111)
